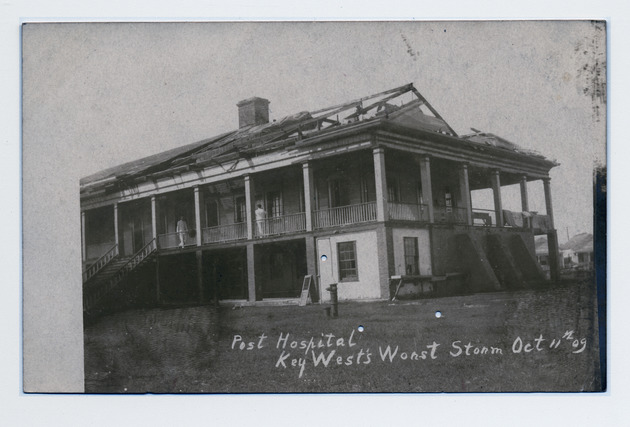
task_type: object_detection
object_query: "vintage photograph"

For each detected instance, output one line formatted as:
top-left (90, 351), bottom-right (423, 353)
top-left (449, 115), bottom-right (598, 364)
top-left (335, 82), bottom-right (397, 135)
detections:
top-left (22, 21), bottom-right (606, 393)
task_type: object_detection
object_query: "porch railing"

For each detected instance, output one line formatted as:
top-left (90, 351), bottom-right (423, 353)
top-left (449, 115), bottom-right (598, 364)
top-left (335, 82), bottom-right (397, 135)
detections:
top-left (314, 202), bottom-right (377, 229)
top-left (84, 238), bottom-right (157, 312)
top-left (254, 213), bottom-right (306, 237)
top-left (434, 206), bottom-right (468, 225)
top-left (388, 202), bottom-right (429, 222)
top-left (83, 243), bottom-right (119, 283)
top-left (158, 230), bottom-right (198, 249)
top-left (202, 222), bottom-right (247, 244)
top-left (472, 208), bottom-right (496, 227)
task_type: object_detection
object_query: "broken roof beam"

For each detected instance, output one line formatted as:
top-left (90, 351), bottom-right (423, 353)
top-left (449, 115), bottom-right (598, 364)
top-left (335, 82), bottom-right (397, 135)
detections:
top-left (343, 88), bottom-right (418, 120)
top-left (410, 86), bottom-right (458, 137)
top-left (309, 83), bottom-right (413, 116)
top-left (262, 84), bottom-right (414, 144)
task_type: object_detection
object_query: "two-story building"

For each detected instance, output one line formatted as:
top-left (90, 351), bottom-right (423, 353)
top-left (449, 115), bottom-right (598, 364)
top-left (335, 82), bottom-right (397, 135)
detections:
top-left (80, 83), bottom-right (560, 317)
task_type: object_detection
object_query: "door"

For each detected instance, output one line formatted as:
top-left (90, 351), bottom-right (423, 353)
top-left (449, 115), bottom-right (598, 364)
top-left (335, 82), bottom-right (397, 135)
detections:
top-left (133, 216), bottom-right (145, 253)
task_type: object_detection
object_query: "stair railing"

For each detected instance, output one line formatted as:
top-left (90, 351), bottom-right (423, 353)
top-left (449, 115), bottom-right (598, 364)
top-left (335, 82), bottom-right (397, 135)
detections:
top-left (82, 243), bottom-right (119, 283)
top-left (84, 238), bottom-right (157, 311)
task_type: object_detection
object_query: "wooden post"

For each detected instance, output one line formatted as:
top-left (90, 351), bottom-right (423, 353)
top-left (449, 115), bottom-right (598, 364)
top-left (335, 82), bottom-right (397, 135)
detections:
top-left (155, 254), bottom-right (160, 305)
top-left (151, 196), bottom-right (157, 240)
top-left (543, 177), bottom-right (555, 229)
top-left (194, 186), bottom-right (202, 246)
top-left (376, 224), bottom-right (391, 299)
top-left (114, 203), bottom-right (119, 248)
top-left (246, 243), bottom-right (256, 302)
top-left (196, 250), bottom-right (204, 302)
top-left (81, 211), bottom-right (86, 262)
top-left (302, 162), bottom-right (314, 232)
top-left (543, 177), bottom-right (559, 283)
top-left (491, 170), bottom-right (504, 227)
top-left (212, 258), bottom-right (219, 307)
top-left (419, 156), bottom-right (434, 223)
top-left (305, 236), bottom-right (317, 301)
top-left (547, 230), bottom-right (561, 283)
top-left (244, 175), bottom-right (253, 240)
top-left (520, 175), bottom-right (529, 212)
top-left (459, 163), bottom-right (473, 226)
top-left (373, 147), bottom-right (388, 222)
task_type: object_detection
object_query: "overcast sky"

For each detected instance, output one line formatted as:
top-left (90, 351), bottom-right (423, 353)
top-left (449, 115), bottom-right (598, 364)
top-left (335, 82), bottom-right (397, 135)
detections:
top-left (22, 21), bottom-right (605, 241)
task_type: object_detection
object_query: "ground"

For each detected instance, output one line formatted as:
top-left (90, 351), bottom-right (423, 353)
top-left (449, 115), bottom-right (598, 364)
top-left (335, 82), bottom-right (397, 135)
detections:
top-left (84, 279), bottom-right (602, 393)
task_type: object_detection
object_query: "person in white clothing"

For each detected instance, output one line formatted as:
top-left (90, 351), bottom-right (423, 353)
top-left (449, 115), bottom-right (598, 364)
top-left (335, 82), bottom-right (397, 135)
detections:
top-left (176, 216), bottom-right (188, 248)
top-left (255, 204), bottom-right (266, 236)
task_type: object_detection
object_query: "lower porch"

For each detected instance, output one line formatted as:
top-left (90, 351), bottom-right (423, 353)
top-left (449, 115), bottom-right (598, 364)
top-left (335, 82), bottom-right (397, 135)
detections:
top-left (154, 238), bottom-right (314, 305)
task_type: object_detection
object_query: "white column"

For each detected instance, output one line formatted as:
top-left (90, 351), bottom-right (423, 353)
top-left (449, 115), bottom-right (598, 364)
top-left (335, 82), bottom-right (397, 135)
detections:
top-left (543, 177), bottom-right (555, 229)
top-left (81, 211), bottom-right (86, 262)
top-left (491, 170), bottom-right (504, 227)
top-left (459, 164), bottom-right (473, 226)
top-left (151, 196), bottom-right (157, 240)
top-left (194, 186), bottom-right (202, 246)
top-left (419, 156), bottom-right (434, 223)
top-left (302, 162), bottom-right (314, 232)
top-left (373, 147), bottom-right (388, 222)
top-left (244, 175), bottom-right (253, 239)
top-left (520, 175), bottom-right (529, 212)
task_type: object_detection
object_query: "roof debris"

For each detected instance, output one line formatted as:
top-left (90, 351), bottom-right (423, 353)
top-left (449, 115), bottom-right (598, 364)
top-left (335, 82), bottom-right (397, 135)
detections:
top-left (81, 83), bottom-right (548, 194)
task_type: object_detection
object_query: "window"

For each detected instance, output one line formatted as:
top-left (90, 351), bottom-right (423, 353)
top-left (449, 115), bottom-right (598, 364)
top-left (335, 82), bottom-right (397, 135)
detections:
top-left (403, 237), bottom-right (419, 275)
top-left (388, 179), bottom-right (400, 203)
top-left (416, 181), bottom-right (424, 205)
top-left (338, 241), bottom-right (358, 281)
top-left (360, 173), bottom-right (374, 203)
top-left (235, 196), bottom-right (246, 223)
top-left (329, 179), bottom-right (348, 207)
top-left (205, 199), bottom-right (219, 227)
top-left (267, 191), bottom-right (283, 217)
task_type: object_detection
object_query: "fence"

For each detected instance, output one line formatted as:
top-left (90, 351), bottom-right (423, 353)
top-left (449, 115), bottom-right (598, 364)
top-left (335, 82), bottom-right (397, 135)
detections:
top-left (158, 230), bottom-right (198, 249)
top-left (202, 222), bottom-right (248, 244)
top-left (434, 206), bottom-right (468, 225)
top-left (254, 213), bottom-right (306, 237)
top-left (388, 202), bottom-right (429, 222)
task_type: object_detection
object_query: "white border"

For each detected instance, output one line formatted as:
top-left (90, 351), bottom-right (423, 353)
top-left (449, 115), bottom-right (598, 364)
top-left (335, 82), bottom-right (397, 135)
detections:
top-left (5, 1), bottom-right (629, 426)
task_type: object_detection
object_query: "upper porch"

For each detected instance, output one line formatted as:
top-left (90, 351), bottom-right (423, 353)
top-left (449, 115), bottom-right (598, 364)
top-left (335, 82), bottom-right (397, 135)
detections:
top-left (81, 146), bottom-right (555, 265)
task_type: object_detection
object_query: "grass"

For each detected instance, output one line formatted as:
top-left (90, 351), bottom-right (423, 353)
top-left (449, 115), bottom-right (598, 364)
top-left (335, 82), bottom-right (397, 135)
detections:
top-left (84, 279), bottom-right (601, 393)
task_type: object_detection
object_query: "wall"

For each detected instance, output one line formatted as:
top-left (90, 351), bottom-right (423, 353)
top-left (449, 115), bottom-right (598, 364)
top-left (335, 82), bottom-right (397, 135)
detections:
top-left (314, 152), bottom-right (375, 209)
top-left (386, 152), bottom-right (423, 204)
top-left (391, 227), bottom-right (432, 276)
top-left (316, 230), bottom-right (381, 301)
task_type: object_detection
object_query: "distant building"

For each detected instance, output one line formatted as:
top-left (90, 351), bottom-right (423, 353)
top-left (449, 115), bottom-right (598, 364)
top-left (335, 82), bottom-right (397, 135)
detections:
top-left (80, 83), bottom-right (560, 316)
top-left (560, 233), bottom-right (594, 270)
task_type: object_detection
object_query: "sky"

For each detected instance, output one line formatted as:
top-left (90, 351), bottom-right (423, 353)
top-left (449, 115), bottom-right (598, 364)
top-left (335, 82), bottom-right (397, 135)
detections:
top-left (22, 21), bottom-right (605, 242)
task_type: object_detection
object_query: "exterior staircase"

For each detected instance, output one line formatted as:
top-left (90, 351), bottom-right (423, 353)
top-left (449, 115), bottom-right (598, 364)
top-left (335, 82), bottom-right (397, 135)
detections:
top-left (83, 239), bottom-right (158, 317)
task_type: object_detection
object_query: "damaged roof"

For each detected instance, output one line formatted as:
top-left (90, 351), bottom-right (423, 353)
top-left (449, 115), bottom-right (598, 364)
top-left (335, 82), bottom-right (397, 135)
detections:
top-left (81, 83), bottom-right (552, 194)
top-left (460, 129), bottom-right (545, 158)
top-left (560, 233), bottom-right (594, 253)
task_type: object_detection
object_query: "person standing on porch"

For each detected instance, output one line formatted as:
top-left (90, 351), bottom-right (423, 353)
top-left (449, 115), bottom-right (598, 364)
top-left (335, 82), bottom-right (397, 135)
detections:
top-left (255, 204), bottom-right (266, 236)
top-left (176, 216), bottom-right (188, 248)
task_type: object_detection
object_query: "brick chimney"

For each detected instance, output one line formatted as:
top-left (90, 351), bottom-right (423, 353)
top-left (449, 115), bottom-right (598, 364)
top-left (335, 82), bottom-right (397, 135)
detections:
top-left (237, 97), bottom-right (270, 129)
